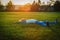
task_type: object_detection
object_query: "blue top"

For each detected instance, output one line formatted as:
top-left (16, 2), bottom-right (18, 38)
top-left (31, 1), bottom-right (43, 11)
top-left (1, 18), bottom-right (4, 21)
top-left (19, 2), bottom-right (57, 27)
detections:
top-left (26, 19), bottom-right (37, 23)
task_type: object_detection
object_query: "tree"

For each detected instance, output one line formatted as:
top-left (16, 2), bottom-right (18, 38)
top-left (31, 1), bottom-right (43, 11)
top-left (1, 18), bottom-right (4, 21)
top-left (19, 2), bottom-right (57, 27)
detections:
top-left (6, 0), bottom-right (14, 11)
top-left (0, 1), bottom-right (4, 11)
top-left (31, 0), bottom-right (40, 12)
top-left (54, 1), bottom-right (60, 11)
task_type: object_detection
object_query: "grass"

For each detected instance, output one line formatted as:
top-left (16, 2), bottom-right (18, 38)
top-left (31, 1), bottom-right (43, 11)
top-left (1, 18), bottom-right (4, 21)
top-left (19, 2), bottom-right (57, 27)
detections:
top-left (0, 12), bottom-right (60, 40)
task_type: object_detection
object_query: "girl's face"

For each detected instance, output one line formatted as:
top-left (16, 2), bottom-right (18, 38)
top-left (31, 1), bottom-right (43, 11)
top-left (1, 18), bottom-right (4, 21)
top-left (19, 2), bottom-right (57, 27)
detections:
top-left (19, 18), bottom-right (26, 22)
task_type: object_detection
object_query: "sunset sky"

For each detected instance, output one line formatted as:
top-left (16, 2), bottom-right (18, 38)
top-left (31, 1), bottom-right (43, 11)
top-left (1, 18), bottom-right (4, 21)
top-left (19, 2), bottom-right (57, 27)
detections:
top-left (1, 0), bottom-right (56, 5)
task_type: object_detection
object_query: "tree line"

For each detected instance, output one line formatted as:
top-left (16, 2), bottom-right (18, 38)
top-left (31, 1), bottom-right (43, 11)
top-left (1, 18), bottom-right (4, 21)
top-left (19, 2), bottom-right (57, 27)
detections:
top-left (0, 0), bottom-right (60, 12)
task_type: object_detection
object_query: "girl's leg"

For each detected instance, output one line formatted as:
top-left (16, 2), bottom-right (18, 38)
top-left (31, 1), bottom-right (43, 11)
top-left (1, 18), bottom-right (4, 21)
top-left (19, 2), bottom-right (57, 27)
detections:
top-left (46, 22), bottom-right (50, 27)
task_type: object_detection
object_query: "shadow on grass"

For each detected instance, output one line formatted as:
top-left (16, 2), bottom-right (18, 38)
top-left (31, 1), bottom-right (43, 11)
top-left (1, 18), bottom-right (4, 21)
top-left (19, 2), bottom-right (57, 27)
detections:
top-left (0, 22), bottom-right (60, 40)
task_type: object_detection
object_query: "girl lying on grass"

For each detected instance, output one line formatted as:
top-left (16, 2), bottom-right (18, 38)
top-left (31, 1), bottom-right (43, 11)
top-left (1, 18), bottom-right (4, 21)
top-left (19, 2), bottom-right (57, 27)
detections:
top-left (17, 18), bottom-right (58, 27)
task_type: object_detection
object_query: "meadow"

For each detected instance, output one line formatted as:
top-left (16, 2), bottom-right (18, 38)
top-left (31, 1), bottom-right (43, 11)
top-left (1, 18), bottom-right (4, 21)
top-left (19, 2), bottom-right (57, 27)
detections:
top-left (0, 12), bottom-right (60, 40)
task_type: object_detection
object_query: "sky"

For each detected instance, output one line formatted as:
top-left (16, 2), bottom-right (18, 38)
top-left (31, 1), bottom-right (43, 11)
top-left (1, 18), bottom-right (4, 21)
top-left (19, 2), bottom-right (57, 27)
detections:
top-left (0, 0), bottom-right (56, 5)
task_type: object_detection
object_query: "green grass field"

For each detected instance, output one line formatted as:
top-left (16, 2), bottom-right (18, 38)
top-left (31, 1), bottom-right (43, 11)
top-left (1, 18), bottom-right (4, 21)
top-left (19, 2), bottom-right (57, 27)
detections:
top-left (0, 12), bottom-right (60, 40)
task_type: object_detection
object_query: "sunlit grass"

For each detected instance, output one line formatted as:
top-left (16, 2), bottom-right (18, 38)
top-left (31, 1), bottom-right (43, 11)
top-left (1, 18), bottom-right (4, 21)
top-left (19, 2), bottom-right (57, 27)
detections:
top-left (0, 12), bottom-right (60, 40)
